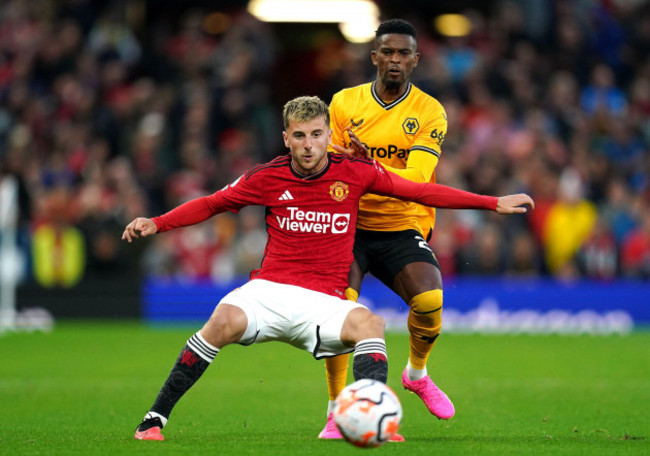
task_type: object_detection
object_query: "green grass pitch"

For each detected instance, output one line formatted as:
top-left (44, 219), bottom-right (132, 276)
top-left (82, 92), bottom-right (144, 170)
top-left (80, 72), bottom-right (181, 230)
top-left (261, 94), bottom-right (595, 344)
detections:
top-left (1, 322), bottom-right (648, 455)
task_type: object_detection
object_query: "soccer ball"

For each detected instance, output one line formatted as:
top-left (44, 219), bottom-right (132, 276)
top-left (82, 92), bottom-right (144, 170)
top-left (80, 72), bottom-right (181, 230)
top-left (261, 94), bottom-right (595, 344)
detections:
top-left (333, 379), bottom-right (402, 448)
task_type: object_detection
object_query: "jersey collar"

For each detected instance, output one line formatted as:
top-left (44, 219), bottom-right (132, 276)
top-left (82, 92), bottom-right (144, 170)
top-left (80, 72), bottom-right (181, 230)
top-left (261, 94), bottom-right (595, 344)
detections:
top-left (289, 154), bottom-right (331, 180)
top-left (371, 81), bottom-right (412, 110)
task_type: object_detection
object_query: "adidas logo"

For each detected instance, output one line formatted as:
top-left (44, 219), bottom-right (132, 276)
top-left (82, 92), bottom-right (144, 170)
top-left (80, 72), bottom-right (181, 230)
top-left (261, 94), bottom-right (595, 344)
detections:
top-left (278, 190), bottom-right (294, 201)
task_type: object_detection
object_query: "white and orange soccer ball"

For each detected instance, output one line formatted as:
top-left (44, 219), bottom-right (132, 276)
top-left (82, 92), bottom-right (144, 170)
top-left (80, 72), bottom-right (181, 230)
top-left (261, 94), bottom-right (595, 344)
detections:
top-left (333, 379), bottom-right (403, 448)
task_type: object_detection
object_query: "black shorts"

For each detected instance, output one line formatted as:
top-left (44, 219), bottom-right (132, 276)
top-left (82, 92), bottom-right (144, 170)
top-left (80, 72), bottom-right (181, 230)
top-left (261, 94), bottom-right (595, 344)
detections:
top-left (353, 228), bottom-right (440, 290)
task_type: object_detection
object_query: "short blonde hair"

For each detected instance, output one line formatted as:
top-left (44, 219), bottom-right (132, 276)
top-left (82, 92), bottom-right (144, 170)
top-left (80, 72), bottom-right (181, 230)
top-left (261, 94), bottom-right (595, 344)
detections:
top-left (282, 96), bottom-right (330, 129)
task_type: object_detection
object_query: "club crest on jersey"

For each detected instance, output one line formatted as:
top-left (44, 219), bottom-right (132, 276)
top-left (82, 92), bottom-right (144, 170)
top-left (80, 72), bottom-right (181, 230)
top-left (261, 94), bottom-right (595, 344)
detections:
top-left (350, 118), bottom-right (364, 128)
top-left (402, 117), bottom-right (419, 135)
top-left (329, 181), bottom-right (349, 201)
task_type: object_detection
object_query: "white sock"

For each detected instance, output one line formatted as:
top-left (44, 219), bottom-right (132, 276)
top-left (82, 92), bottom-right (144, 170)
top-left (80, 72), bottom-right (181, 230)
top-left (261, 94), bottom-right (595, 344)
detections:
top-left (187, 331), bottom-right (220, 362)
top-left (406, 360), bottom-right (427, 381)
top-left (144, 411), bottom-right (168, 428)
top-left (326, 400), bottom-right (337, 415)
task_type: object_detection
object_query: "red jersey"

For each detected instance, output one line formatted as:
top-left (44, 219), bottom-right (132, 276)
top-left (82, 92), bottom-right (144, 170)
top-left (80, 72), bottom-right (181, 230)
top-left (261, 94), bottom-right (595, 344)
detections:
top-left (152, 153), bottom-right (497, 297)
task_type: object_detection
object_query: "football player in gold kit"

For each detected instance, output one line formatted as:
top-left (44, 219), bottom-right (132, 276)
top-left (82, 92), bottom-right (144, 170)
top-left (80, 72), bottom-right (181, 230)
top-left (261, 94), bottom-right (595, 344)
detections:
top-left (319, 19), bottom-right (454, 441)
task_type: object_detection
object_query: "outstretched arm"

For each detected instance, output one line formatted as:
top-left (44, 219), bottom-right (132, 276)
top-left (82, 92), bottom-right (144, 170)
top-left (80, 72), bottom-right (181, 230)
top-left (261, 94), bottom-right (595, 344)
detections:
top-left (369, 164), bottom-right (534, 212)
top-left (121, 193), bottom-right (227, 242)
top-left (121, 168), bottom-right (264, 243)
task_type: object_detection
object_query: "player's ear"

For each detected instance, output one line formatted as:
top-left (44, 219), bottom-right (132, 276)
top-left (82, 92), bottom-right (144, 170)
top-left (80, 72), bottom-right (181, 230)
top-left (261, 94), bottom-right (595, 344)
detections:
top-left (282, 131), bottom-right (289, 147)
top-left (370, 49), bottom-right (378, 66)
top-left (413, 51), bottom-right (420, 67)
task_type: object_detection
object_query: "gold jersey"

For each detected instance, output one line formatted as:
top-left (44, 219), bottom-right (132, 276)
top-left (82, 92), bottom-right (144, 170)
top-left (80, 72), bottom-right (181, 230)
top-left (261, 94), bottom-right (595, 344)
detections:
top-left (329, 81), bottom-right (447, 236)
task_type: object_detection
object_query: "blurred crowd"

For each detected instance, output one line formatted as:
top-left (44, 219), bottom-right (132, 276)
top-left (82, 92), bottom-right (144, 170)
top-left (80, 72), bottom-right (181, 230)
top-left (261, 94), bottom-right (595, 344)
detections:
top-left (0, 0), bottom-right (649, 289)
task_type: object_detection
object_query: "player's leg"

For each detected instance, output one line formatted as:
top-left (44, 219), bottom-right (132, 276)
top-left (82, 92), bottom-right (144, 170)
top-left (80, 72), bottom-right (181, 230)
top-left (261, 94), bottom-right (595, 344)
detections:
top-left (318, 285), bottom-right (357, 439)
top-left (393, 261), bottom-right (455, 419)
top-left (319, 255), bottom-right (364, 438)
top-left (340, 307), bottom-right (388, 382)
top-left (324, 257), bottom-right (364, 396)
top-left (135, 303), bottom-right (248, 440)
top-left (393, 261), bottom-right (443, 374)
top-left (313, 288), bottom-right (404, 442)
top-left (324, 284), bottom-right (359, 401)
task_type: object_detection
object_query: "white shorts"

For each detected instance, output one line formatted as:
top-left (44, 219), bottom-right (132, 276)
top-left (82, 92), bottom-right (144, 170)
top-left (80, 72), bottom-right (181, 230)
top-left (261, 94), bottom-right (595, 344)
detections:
top-left (218, 279), bottom-right (366, 359)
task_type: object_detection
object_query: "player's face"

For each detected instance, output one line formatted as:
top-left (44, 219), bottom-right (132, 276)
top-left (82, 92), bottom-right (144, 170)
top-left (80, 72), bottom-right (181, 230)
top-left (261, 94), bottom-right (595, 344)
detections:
top-left (371, 34), bottom-right (419, 91)
top-left (283, 115), bottom-right (332, 176)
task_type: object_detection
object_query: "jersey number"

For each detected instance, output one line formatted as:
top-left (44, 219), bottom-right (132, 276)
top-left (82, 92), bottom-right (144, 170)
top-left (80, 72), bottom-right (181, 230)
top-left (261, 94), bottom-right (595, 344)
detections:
top-left (415, 235), bottom-right (432, 253)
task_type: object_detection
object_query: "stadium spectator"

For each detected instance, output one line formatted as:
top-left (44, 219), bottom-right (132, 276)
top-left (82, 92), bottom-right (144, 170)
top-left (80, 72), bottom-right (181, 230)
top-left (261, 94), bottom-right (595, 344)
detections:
top-left (543, 168), bottom-right (598, 276)
top-left (459, 221), bottom-right (507, 275)
top-left (578, 216), bottom-right (618, 280)
top-left (580, 63), bottom-right (627, 117)
top-left (0, 0), bottom-right (647, 289)
top-left (505, 231), bottom-right (542, 277)
top-left (601, 178), bottom-right (639, 245)
top-left (621, 209), bottom-right (650, 278)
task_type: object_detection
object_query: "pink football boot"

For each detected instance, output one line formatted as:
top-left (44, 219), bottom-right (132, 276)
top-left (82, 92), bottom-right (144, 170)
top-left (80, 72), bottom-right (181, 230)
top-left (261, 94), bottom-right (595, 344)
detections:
top-left (401, 368), bottom-right (455, 419)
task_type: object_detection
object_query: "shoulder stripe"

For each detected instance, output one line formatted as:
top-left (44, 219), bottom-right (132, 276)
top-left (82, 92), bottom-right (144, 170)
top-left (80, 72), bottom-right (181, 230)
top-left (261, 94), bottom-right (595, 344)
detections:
top-left (410, 145), bottom-right (441, 158)
top-left (329, 153), bottom-right (375, 166)
top-left (245, 155), bottom-right (290, 180)
top-left (248, 155), bottom-right (290, 174)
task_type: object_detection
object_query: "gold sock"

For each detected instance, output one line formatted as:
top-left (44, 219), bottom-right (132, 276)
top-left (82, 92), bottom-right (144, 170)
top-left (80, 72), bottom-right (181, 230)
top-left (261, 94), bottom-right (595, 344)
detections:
top-left (407, 289), bottom-right (443, 370)
top-left (325, 354), bottom-right (350, 400)
top-left (324, 287), bottom-right (357, 400)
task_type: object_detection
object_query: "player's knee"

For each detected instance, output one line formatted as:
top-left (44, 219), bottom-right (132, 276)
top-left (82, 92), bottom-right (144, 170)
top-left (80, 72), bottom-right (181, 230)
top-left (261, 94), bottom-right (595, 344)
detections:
top-left (408, 290), bottom-right (443, 328)
top-left (409, 289), bottom-right (443, 315)
top-left (201, 304), bottom-right (248, 348)
top-left (341, 308), bottom-right (385, 344)
top-left (357, 312), bottom-right (385, 341)
top-left (365, 312), bottom-right (385, 335)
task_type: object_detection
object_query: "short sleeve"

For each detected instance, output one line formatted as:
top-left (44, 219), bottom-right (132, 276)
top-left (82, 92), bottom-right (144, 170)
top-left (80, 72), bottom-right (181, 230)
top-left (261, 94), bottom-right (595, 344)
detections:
top-left (411, 101), bottom-right (447, 158)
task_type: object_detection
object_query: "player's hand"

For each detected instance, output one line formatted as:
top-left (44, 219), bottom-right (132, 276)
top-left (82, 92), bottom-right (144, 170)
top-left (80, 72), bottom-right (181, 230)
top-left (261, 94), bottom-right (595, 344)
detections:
top-left (122, 217), bottom-right (157, 243)
top-left (495, 194), bottom-right (535, 214)
top-left (331, 127), bottom-right (369, 158)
